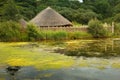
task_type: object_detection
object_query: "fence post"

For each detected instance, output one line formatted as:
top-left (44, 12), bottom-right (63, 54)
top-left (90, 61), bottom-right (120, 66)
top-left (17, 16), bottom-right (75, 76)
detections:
top-left (111, 22), bottom-right (114, 34)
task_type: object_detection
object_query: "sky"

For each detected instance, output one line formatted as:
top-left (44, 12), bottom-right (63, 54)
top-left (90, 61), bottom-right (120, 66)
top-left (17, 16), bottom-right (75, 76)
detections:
top-left (69, 0), bottom-right (83, 3)
top-left (78, 0), bottom-right (83, 3)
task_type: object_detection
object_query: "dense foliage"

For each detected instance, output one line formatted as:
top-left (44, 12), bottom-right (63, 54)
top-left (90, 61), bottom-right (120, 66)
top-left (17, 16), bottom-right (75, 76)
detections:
top-left (114, 23), bottom-right (120, 36)
top-left (0, 21), bottom-right (21, 41)
top-left (1, 0), bottom-right (120, 24)
top-left (88, 19), bottom-right (108, 38)
top-left (0, 22), bottom-right (91, 41)
top-left (26, 24), bottom-right (40, 41)
top-left (0, 0), bottom-right (120, 41)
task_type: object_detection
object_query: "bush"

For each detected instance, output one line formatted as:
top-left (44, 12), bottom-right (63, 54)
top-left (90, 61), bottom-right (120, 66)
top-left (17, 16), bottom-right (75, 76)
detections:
top-left (114, 23), bottom-right (120, 36)
top-left (88, 19), bottom-right (108, 38)
top-left (26, 24), bottom-right (40, 41)
top-left (0, 21), bottom-right (21, 41)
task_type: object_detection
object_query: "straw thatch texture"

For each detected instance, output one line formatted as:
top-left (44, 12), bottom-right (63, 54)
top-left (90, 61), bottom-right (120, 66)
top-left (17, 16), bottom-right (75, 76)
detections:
top-left (19, 19), bottom-right (27, 28)
top-left (30, 7), bottom-right (72, 27)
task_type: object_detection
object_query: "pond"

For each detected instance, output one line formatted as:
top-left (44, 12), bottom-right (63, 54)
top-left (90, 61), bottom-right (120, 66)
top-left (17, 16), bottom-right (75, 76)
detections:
top-left (56, 38), bottom-right (120, 57)
top-left (0, 38), bottom-right (120, 80)
top-left (0, 66), bottom-right (120, 80)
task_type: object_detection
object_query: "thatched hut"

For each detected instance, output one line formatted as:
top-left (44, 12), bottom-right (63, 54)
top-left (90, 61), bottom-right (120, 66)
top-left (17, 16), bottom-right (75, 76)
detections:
top-left (19, 18), bottom-right (27, 28)
top-left (30, 7), bottom-right (72, 27)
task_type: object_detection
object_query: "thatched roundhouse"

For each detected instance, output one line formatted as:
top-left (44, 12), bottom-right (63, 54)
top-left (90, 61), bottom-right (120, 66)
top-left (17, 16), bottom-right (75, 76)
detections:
top-left (19, 18), bottom-right (27, 28)
top-left (30, 7), bottom-right (72, 27)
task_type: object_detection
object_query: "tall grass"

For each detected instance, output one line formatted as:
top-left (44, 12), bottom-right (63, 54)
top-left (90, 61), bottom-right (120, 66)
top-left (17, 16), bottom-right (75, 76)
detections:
top-left (0, 22), bottom-right (92, 42)
top-left (68, 31), bottom-right (92, 39)
top-left (38, 30), bottom-right (91, 41)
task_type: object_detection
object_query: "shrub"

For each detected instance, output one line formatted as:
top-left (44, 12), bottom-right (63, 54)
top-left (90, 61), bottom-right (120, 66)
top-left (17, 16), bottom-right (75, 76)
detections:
top-left (20, 32), bottom-right (28, 41)
top-left (88, 19), bottom-right (108, 38)
top-left (26, 24), bottom-right (40, 41)
top-left (0, 21), bottom-right (21, 41)
top-left (114, 23), bottom-right (120, 36)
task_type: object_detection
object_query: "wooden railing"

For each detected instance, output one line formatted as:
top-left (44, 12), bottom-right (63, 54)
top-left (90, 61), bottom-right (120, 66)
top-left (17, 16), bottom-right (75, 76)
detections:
top-left (39, 26), bottom-right (88, 32)
top-left (39, 25), bottom-right (114, 33)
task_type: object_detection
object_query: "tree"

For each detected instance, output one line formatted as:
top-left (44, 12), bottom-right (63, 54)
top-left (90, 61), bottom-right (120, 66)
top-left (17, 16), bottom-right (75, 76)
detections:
top-left (75, 9), bottom-right (98, 24)
top-left (2, 0), bottom-right (20, 21)
top-left (15, 0), bottom-right (37, 20)
top-left (93, 0), bottom-right (111, 19)
top-left (0, 0), bottom-right (119, 23)
top-left (113, 13), bottom-right (120, 22)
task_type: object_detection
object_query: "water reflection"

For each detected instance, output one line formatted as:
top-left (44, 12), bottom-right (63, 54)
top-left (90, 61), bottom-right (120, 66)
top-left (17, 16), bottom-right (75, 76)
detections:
top-left (63, 39), bottom-right (120, 57)
top-left (6, 66), bottom-right (21, 80)
top-left (0, 66), bottom-right (120, 80)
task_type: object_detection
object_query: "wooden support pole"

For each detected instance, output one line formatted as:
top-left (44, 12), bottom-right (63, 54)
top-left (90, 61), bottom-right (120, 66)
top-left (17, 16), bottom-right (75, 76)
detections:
top-left (111, 22), bottom-right (114, 34)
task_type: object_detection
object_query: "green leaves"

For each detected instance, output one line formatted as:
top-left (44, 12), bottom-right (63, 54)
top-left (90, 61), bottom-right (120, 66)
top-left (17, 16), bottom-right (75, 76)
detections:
top-left (88, 19), bottom-right (108, 38)
top-left (0, 0), bottom-right (120, 23)
top-left (0, 21), bottom-right (21, 41)
top-left (2, 0), bottom-right (20, 21)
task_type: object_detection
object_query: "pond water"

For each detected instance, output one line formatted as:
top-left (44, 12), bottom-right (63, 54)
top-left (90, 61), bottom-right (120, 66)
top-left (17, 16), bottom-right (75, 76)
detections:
top-left (0, 66), bottom-right (120, 80)
top-left (58, 38), bottom-right (120, 57)
top-left (0, 38), bottom-right (120, 80)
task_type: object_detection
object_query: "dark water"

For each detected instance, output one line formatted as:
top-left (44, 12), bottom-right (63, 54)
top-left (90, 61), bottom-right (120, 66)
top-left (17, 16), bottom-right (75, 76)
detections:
top-left (0, 66), bottom-right (120, 80)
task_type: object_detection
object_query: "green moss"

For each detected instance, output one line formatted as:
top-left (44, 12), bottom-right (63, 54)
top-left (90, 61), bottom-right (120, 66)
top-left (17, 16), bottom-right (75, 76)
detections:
top-left (111, 63), bottom-right (120, 69)
top-left (0, 42), bottom-right (74, 70)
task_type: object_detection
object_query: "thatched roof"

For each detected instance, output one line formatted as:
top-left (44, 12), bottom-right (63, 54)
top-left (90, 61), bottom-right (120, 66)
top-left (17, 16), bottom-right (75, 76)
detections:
top-left (19, 18), bottom-right (27, 28)
top-left (30, 7), bottom-right (72, 27)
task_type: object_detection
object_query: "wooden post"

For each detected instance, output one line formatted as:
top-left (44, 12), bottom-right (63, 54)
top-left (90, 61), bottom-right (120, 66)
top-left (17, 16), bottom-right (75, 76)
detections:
top-left (112, 40), bottom-right (114, 51)
top-left (105, 44), bottom-right (107, 52)
top-left (111, 22), bottom-right (114, 34)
